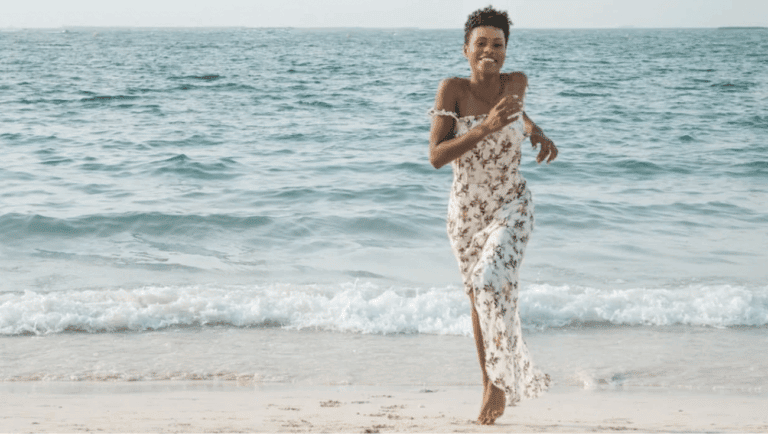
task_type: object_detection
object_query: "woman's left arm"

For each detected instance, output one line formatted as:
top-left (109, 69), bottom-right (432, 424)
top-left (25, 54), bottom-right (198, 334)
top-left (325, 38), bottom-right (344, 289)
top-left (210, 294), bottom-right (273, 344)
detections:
top-left (523, 112), bottom-right (558, 164)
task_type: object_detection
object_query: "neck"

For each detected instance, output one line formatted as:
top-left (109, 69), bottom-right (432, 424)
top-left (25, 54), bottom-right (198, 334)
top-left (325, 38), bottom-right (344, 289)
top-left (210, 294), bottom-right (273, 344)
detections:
top-left (469, 71), bottom-right (500, 89)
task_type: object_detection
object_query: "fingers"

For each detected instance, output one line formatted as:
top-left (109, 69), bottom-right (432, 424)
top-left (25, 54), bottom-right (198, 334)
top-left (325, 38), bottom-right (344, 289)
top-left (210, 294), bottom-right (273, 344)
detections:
top-left (495, 95), bottom-right (523, 114)
top-left (535, 142), bottom-right (558, 164)
top-left (486, 95), bottom-right (524, 131)
top-left (547, 143), bottom-right (558, 162)
top-left (536, 147), bottom-right (548, 164)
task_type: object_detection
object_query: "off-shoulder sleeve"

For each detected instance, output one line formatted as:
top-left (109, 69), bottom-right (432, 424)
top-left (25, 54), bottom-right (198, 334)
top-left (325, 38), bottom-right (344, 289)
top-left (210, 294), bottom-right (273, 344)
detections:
top-left (427, 108), bottom-right (460, 122)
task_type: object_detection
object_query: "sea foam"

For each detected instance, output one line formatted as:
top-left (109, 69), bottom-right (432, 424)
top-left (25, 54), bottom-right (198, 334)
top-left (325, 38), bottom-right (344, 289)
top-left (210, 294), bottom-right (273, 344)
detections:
top-left (1, 282), bottom-right (766, 335)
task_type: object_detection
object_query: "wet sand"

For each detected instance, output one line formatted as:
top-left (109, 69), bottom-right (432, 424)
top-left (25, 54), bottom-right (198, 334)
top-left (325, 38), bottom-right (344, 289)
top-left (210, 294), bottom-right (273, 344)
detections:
top-left (2, 382), bottom-right (766, 433)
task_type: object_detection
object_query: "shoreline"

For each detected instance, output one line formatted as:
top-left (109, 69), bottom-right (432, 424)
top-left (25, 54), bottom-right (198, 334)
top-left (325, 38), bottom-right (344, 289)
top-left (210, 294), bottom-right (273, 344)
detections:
top-left (2, 382), bottom-right (766, 433)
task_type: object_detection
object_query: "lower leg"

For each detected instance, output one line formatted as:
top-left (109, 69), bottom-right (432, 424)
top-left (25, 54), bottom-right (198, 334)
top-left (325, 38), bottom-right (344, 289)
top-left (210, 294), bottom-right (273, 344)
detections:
top-left (469, 291), bottom-right (489, 386)
top-left (469, 291), bottom-right (506, 425)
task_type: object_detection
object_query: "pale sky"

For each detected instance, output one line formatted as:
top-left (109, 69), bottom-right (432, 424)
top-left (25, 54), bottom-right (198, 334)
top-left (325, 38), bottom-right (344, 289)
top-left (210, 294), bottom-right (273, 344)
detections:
top-left (2, 0), bottom-right (767, 29)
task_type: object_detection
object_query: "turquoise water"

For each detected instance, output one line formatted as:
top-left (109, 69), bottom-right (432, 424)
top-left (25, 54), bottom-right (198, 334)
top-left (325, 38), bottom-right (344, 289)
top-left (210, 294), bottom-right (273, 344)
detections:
top-left (1, 28), bottom-right (767, 391)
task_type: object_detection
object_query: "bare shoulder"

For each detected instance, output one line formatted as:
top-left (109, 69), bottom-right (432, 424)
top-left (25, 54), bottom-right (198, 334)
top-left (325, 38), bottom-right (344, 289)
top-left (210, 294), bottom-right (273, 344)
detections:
top-left (502, 72), bottom-right (528, 95)
top-left (435, 77), bottom-right (467, 111)
top-left (502, 71), bottom-right (528, 86)
top-left (437, 77), bottom-right (468, 98)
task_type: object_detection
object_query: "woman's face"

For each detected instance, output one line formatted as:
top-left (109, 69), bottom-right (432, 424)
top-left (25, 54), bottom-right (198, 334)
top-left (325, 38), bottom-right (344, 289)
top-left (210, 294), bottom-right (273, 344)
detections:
top-left (464, 26), bottom-right (506, 74)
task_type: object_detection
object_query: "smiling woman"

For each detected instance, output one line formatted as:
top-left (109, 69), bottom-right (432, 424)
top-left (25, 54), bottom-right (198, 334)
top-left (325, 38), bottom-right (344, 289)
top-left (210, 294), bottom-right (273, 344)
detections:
top-left (427, 6), bottom-right (557, 425)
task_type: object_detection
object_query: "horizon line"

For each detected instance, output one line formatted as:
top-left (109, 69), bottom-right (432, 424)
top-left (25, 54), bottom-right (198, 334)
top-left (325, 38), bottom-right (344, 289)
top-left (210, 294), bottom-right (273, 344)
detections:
top-left (3, 25), bottom-right (767, 31)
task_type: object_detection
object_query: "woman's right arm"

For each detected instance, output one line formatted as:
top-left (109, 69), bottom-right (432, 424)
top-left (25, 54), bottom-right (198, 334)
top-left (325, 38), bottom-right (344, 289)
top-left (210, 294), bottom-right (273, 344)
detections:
top-left (429, 79), bottom-right (488, 169)
top-left (429, 79), bottom-right (522, 169)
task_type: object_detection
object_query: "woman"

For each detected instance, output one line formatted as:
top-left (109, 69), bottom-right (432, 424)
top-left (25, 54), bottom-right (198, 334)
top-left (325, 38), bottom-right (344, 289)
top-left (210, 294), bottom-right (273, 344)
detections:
top-left (428, 7), bottom-right (557, 425)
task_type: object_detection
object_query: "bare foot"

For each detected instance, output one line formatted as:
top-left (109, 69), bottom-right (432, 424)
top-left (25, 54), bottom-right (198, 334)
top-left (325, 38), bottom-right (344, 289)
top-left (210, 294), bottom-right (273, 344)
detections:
top-left (477, 382), bottom-right (506, 425)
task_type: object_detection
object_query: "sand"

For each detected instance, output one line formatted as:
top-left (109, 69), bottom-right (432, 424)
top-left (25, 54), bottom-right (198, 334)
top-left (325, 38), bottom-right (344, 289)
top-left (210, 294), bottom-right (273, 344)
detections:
top-left (1, 382), bottom-right (766, 433)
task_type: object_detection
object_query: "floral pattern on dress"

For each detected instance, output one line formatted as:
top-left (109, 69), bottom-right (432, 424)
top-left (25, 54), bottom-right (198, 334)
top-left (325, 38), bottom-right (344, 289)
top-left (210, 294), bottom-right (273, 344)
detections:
top-left (428, 107), bottom-right (551, 406)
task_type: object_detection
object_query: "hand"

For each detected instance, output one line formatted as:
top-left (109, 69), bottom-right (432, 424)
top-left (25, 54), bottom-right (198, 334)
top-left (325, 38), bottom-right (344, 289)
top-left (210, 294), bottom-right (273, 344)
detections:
top-left (530, 131), bottom-right (558, 164)
top-left (480, 95), bottom-right (524, 135)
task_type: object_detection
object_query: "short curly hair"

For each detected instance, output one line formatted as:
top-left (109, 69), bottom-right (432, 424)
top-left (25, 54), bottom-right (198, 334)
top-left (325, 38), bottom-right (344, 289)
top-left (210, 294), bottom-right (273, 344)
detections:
top-left (464, 6), bottom-right (512, 45)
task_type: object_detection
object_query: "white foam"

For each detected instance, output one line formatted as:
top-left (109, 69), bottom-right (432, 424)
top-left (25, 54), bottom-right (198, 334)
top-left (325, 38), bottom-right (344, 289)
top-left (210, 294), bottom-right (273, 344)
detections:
top-left (1, 282), bottom-right (766, 335)
top-left (521, 283), bottom-right (768, 329)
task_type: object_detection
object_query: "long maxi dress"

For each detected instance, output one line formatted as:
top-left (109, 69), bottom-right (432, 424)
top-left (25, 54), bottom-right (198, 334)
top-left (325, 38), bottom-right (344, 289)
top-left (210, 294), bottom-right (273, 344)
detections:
top-left (428, 105), bottom-right (550, 406)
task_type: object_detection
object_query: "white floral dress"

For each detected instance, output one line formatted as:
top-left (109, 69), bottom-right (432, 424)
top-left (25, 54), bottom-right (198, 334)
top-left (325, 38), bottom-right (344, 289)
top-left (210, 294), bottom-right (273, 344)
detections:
top-left (428, 107), bottom-right (550, 406)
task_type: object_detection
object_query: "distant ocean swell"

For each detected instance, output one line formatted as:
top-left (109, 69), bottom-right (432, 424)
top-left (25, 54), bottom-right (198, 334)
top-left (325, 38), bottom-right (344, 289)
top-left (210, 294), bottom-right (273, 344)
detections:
top-left (0, 213), bottom-right (273, 239)
top-left (2, 282), bottom-right (766, 336)
top-left (0, 212), bottom-right (441, 242)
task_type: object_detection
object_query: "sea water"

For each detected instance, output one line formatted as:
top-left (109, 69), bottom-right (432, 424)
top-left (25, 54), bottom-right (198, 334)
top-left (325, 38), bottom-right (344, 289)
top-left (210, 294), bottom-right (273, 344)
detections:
top-left (1, 27), bottom-right (767, 394)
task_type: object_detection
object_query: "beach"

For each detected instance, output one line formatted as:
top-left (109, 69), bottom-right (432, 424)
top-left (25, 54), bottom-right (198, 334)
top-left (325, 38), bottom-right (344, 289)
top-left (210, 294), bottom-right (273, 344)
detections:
top-left (3, 382), bottom-right (766, 433)
top-left (3, 326), bottom-right (767, 433)
top-left (2, 26), bottom-right (767, 434)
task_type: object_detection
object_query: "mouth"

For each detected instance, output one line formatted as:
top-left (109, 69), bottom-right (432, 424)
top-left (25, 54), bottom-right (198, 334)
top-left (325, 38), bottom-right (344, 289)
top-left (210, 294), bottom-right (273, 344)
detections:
top-left (479, 58), bottom-right (497, 65)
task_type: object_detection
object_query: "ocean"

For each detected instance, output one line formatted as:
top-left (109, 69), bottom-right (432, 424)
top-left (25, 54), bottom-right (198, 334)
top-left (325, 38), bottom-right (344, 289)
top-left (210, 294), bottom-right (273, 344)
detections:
top-left (1, 27), bottom-right (767, 395)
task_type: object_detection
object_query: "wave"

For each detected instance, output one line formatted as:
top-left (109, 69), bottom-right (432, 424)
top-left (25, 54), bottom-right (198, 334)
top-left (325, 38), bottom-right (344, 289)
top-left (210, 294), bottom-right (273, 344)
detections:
top-left (168, 75), bottom-right (221, 81)
top-left (297, 99), bottom-right (333, 108)
top-left (0, 213), bottom-right (273, 239)
top-left (557, 90), bottom-right (611, 98)
top-left (727, 160), bottom-right (768, 177)
top-left (614, 159), bottom-right (664, 175)
top-left (148, 153), bottom-right (239, 179)
top-left (80, 95), bottom-right (139, 102)
top-left (0, 208), bottom-right (437, 243)
top-left (1, 282), bottom-right (766, 336)
top-left (3, 371), bottom-right (280, 383)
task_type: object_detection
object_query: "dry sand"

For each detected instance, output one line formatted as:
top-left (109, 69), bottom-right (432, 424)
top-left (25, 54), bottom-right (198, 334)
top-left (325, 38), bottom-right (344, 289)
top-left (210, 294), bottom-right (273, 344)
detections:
top-left (1, 382), bottom-right (766, 433)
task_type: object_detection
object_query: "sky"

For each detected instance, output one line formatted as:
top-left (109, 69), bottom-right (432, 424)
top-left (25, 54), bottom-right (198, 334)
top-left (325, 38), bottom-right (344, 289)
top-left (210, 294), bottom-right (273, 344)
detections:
top-left (2, 0), bottom-right (767, 29)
